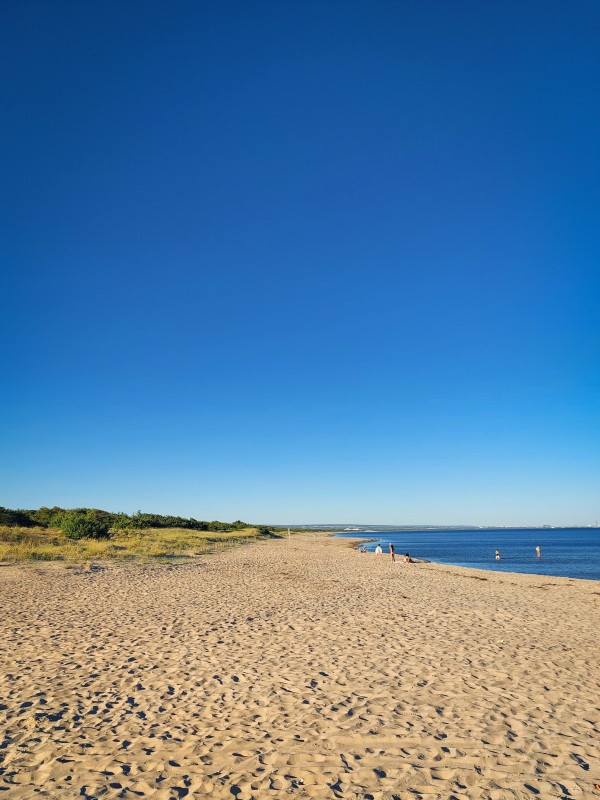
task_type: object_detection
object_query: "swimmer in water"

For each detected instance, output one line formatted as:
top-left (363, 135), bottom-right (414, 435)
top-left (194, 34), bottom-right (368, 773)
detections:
top-left (535, 545), bottom-right (541, 558)
top-left (495, 549), bottom-right (500, 561)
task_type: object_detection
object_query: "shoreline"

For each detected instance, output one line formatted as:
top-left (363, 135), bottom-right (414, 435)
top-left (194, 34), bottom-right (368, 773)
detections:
top-left (2, 533), bottom-right (599, 798)
top-left (336, 532), bottom-right (600, 583)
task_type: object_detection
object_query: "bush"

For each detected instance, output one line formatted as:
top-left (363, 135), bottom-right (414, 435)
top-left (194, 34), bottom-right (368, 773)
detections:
top-left (0, 507), bottom-right (36, 527)
top-left (60, 511), bottom-right (110, 540)
top-left (257, 526), bottom-right (282, 537)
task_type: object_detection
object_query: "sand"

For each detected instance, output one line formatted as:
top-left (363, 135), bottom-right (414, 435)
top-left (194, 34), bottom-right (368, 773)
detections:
top-left (1, 534), bottom-right (599, 799)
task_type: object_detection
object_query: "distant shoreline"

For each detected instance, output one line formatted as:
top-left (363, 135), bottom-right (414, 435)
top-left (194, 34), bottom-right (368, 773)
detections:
top-left (295, 524), bottom-right (600, 532)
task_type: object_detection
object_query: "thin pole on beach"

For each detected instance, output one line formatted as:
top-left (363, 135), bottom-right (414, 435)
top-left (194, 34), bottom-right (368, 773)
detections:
top-left (288, 526), bottom-right (290, 541)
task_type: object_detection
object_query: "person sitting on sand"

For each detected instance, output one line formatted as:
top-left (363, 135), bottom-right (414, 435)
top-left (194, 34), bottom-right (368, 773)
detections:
top-left (375, 544), bottom-right (382, 557)
top-left (404, 553), bottom-right (413, 563)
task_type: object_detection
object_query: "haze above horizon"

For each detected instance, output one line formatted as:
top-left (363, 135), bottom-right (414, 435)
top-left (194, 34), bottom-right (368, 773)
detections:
top-left (3, 2), bottom-right (599, 526)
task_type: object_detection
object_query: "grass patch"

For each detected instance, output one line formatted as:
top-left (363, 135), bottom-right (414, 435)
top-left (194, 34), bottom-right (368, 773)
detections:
top-left (0, 525), bottom-right (279, 564)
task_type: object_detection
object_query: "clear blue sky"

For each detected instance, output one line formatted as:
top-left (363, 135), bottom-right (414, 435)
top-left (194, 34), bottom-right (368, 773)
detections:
top-left (2, 1), bottom-right (599, 525)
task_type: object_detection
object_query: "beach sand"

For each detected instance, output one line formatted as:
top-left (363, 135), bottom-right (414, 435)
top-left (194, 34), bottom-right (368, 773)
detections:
top-left (1, 534), bottom-right (599, 799)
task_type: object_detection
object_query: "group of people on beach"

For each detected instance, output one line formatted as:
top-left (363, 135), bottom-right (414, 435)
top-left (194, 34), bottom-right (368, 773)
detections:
top-left (360, 543), bottom-right (543, 563)
top-left (359, 542), bottom-right (413, 563)
top-left (495, 545), bottom-right (542, 560)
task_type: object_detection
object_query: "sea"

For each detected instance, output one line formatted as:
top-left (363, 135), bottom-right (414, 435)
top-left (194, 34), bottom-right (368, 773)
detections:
top-left (337, 528), bottom-right (600, 581)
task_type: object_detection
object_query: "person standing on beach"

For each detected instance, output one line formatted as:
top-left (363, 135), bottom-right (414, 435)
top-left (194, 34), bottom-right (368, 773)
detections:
top-left (535, 545), bottom-right (541, 558)
top-left (389, 543), bottom-right (395, 563)
top-left (495, 549), bottom-right (500, 561)
top-left (375, 544), bottom-right (382, 557)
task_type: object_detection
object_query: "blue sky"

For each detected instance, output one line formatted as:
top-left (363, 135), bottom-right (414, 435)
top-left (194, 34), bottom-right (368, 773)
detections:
top-left (2, 1), bottom-right (599, 525)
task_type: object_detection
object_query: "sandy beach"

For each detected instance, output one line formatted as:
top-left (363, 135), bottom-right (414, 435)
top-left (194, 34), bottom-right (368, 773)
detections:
top-left (1, 534), bottom-right (599, 799)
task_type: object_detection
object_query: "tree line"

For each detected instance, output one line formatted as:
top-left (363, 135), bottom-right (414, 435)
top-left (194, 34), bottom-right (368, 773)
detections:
top-left (0, 506), bottom-right (250, 534)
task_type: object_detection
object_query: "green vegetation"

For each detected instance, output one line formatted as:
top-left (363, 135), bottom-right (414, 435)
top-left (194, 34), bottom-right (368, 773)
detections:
top-left (0, 506), bottom-right (282, 564)
top-left (60, 510), bottom-right (111, 540)
top-left (0, 505), bottom-right (251, 532)
top-left (0, 525), bottom-right (279, 564)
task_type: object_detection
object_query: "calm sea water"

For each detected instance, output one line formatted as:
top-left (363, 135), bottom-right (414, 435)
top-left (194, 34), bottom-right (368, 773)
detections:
top-left (338, 528), bottom-right (600, 581)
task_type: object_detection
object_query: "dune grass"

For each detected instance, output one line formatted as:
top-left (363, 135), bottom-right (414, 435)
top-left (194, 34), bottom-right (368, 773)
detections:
top-left (0, 525), bottom-right (278, 564)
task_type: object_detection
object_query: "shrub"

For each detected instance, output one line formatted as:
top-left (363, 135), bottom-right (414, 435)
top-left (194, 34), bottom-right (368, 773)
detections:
top-left (60, 511), bottom-right (110, 540)
top-left (0, 507), bottom-right (36, 527)
top-left (257, 526), bottom-right (282, 537)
